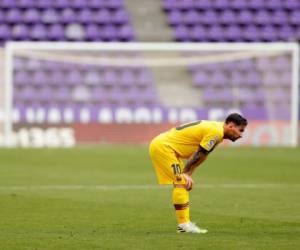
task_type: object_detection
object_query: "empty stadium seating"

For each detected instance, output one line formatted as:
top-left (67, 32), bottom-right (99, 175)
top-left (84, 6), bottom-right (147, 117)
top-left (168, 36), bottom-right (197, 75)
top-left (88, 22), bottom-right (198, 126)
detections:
top-left (0, 0), bottom-right (135, 42)
top-left (162, 0), bottom-right (300, 42)
top-left (0, 0), bottom-right (298, 123)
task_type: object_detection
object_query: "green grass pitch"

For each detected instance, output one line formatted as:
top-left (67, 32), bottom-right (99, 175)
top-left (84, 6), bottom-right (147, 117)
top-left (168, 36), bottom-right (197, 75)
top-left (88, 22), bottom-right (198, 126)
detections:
top-left (0, 146), bottom-right (299, 250)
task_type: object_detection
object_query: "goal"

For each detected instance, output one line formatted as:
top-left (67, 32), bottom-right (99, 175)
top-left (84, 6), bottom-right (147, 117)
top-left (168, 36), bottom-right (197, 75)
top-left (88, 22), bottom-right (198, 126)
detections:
top-left (2, 42), bottom-right (299, 147)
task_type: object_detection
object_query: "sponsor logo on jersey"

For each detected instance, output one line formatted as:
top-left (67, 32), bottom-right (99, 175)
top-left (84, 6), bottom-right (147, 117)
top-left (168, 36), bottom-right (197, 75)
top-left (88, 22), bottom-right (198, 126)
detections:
top-left (207, 139), bottom-right (216, 149)
top-left (207, 135), bottom-right (220, 150)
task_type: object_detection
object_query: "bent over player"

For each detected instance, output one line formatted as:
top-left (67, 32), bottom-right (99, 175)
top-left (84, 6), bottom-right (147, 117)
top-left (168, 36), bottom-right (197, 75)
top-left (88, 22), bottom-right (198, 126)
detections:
top-left (149, 113), bottom-right (247, 233)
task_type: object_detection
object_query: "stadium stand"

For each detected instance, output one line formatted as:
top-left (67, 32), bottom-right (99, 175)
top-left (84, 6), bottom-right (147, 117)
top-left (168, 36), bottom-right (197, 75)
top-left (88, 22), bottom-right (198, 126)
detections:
top-left (162, 0), bottom-right (300, 42)
top-left (0, 0), bottom-right (298, 123)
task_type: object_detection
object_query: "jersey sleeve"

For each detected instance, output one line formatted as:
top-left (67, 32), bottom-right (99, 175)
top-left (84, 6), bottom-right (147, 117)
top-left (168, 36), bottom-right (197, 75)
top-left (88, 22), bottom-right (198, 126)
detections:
top-left (199, 130), bottom-right (221, 153)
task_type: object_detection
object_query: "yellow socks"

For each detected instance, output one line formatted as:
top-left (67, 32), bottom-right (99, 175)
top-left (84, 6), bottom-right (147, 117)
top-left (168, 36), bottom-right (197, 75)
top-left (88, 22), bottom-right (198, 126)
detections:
top-left (172, 187), bottom-right (190, 224)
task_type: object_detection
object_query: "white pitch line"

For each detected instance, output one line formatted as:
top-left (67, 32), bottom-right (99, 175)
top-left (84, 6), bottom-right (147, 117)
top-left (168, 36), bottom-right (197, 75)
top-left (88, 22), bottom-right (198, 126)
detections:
top-left (0, 184), bottom-right (299, 191)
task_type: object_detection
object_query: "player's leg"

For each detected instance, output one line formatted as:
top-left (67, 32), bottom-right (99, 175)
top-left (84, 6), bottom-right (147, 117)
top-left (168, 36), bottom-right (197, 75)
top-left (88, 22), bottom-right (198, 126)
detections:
top-left (149, 140), bottom-right (191, 225)
top-left (149, 140), bottom-right (207, 233)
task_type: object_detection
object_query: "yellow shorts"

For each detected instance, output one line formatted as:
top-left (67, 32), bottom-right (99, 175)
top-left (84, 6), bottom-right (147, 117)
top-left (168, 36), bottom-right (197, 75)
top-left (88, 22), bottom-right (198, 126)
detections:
top-left (149, 137), bottom-right (185, 185)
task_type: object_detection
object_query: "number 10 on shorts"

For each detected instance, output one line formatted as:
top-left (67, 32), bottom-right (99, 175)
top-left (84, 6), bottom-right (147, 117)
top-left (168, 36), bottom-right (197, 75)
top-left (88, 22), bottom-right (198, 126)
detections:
top-left (171, 164), bottom-right (182, 175)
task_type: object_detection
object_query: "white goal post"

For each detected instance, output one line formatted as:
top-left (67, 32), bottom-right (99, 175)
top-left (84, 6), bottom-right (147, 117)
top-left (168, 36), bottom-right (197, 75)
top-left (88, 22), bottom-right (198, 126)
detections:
top-left (2, 42), bottom-right (299, 147)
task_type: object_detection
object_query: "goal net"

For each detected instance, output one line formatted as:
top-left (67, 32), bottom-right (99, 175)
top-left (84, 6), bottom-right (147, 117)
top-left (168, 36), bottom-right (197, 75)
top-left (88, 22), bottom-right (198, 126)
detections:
top-left (2, 42), bottom-right (299, 147)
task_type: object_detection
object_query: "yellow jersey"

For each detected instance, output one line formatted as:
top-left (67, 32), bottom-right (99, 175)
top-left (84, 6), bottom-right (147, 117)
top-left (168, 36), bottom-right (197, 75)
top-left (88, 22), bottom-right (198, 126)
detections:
top-left (156, 120), bottom-right (224, 159)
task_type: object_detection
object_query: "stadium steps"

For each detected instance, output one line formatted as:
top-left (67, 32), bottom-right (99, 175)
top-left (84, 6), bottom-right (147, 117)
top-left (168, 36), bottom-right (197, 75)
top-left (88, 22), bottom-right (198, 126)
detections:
top-left (124, 0), bottom-right (173, 41)
top-left (152, 64), bottom-right (202, 108)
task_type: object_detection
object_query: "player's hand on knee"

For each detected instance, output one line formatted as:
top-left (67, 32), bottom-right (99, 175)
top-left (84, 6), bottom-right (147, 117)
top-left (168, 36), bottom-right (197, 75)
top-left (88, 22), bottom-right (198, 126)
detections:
top-left (182, 173), bottom-right (194, 191)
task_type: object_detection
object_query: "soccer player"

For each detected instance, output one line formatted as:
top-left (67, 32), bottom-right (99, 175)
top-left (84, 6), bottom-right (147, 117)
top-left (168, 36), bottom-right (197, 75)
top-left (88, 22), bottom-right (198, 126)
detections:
top-left (149, 113), bottom-right (247, 233)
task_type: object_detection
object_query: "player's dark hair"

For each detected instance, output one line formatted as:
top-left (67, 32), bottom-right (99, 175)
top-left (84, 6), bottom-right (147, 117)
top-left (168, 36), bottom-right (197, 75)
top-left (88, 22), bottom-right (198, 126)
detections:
top-left (225, 113), bottom-right (248, 126)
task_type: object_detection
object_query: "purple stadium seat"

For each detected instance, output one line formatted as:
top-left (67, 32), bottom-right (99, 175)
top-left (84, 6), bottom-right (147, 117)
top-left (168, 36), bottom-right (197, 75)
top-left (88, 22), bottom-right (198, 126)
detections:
top-left (230, 72), bottom-right (244, 86)
top-left (0, 24), bottom-right (12, 40)
top-left (263, 72), bottom-right (279, 85)
top-left (22, 9), bottom-right (40, 23)
top-left (20, 86), bottom-right (36, 101)
top-left (78, 9), bottom-right (94, 24)
top-left (256, 57), bottom-right (272, 71)
top-left (272, 10), bottom-right (288, 25)
top-left (224, 25), bottom-right (241, 41)
top-left (12, 24), bottom-right (29, 40)
top-left (278, 26), bottom-right (295, 41)
top-left (36, 0), bottom-right (53, 9)
top-left (237, 10), bottom-right (254, 25)
top-left (1, 0), bottom-right (17, 8)
top-left (119, 25), bottom-right (135, 41)
top-left (230, 0), bottom-right (248, 10)
top-left (184, 10), bottom-right (199, 25)
top-left (260, 26), bottom-right (278, 41)
top-left (88, 0), bottom-right (105, 9)
top-left (73, 0), bottom-right (87, 9)
top-left (113, 9), bottom-right (129, 24)
top-left (249, 0), bottom-right (265, 10)
top-left (237, 89), bottom-right (254, 103)
top-left (167, 10), bottom-right (183, 26)
top-left (273, 56), bottom-right (290, 71)
top-left (90, 86), bottom-right (106, 103)
top-left (30, 24), bottom-right (48, 40)
top-left (194, 0), bottom-right (212, 10)
top-left (243, 25), bottom-right (260, 41)
top-left (177, 0), bottom-right (194, 10)
top-left (101, 25), bottom-right (118, 40)
top-left (119, 70), bottom-right (135, 88)
top-left (61, 9), bottom-right (77, 24)
top-left (56, 87), bottom-right (71, 102)
top-left (207, 25), bottom-right (224, 41)
top-left (280, 72), bottom-right (291, 86)
top-left (0, 10), bottom-right (5, 23)
top-left (235, 59), bottom-right (255, 71)
top-left (201, 10), bottom-right (218, 25)
top-left (15, 0), bottom-right (37, 8)
top-left (6, 9), bottom-right (22, 24)
top-left (49, 71), bottom-right (65, 86)
top-left (14, 71), bottom-right (31, 86)
top-left (42, 9), bottom-right (60, 24)
top-left (94, 9), bottom-right (111, 24)
top-left (290, 11), bottom-right (300, 25)
top-left (26, 59), bottom-right (42, 70)
top-left (254, 10), bottom-right (271, 25)
top-left (66, 70), bottom-right (84, 86)
top-left (103, 69), bottom-right (118, 86)
top-left (84, 70), bottom-right (101, 85)
top-left (242, 105), bottom-right (267, 120)
top-left (32, 71), bottom-right (48, 86)
top-left (245, 72), bottom-right (261, 86)
top-left (193, 71), bottom-right (209, 87)
top-left (85, 24), bottom-right (101, 40)
top-left (210, 71), bottom-right (227, 86)
top-left (253, 89), bottom-right (266, 102)
top-left (55, 0), bottom-right (69, 9)
top-left (13, 58), bottom-right (24, 70)
top-left (220, 10), bottom-right (236, 25)
top-left (162, 0), bottom-right (177, 11)
top-left (136, 70), bottom-right (153, 87)
top-left (265, 0), bottom-right (283, 10)
top-left (213, 0), bottom-right (230, 10)
top-left (190, 26), bottom-right (207, 41)
top-left (38, 86), bottom-right (54, 102)
top-left (174, 25), bottom-right (190, 41)
top-left (284, 0), bottom-right (300, 10)
top-left (201, 89), bottom-right (214, 103)
top-left (48, 24), bottom-right (65, 40)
